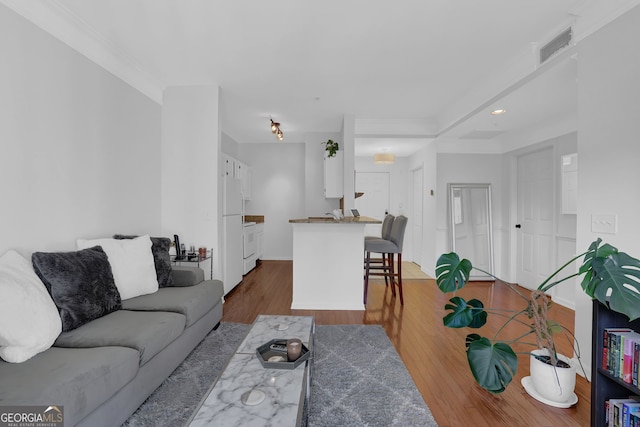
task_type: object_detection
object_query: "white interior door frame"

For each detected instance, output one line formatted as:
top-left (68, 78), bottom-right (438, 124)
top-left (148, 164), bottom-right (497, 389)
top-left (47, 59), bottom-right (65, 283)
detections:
top-left (411, 166), bottom-right (424, 266)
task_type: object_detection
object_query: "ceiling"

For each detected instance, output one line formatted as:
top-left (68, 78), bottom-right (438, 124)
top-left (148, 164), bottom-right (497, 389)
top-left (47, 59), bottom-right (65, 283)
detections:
top-left (5, 0), bottom-right (638, 157)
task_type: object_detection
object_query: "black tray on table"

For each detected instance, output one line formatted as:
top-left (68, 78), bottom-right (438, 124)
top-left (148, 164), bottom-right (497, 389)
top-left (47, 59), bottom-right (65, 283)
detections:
top-left (256, 339), bottom-right (310, 369)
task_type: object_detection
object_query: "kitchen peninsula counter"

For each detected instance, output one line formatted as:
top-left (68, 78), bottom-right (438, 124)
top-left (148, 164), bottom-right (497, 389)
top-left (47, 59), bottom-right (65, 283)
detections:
top-left (289, 216), bottom-right (380, 224)
top-left (289, 215), bottom-right (381, 311)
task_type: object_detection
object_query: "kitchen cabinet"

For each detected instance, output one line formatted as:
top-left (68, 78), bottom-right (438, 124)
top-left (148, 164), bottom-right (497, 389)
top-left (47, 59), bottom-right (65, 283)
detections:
top-left (324, 151), bottom-right (343, 198)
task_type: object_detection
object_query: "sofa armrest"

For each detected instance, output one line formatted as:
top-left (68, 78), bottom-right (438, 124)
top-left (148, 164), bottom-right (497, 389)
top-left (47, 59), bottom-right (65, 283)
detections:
top-left (170, 266), bottom-right (205, 287)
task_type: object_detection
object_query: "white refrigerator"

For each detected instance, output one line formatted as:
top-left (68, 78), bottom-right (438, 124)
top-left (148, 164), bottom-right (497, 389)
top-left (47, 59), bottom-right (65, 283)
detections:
top-left (222, 176), bottom-right (243, 295)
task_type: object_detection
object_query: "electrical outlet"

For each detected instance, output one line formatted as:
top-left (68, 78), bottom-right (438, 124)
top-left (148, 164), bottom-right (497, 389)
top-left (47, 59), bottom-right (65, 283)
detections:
top-left (591, 214), bottom-right (617, 234)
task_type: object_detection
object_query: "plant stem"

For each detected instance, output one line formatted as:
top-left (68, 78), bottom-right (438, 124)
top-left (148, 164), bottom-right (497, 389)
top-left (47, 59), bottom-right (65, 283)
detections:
top-left (536, 251), bottom-right (589, 292)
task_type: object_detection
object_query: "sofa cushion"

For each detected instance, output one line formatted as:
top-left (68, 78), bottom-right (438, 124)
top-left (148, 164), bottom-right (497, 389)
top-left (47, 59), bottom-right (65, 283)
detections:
top-left (32, 246), bottom-right (121, 332)
top-left (122, 279), bottom-right (224, 327)
top-left (171, 266), bottom-right (205, 287)
top-left (0, 250), bottom-right (62, 363)
top-left (54, 310), bottom-right (186, 365)
top-left (113, 235), bottom-right (174, 288)
top-left (77, 235), bottom-right (158, 300)
top-left (0, 346), bottom-right (139, 427)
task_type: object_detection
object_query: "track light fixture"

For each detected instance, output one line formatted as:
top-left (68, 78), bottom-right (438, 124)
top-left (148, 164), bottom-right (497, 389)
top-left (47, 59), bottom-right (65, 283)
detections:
top-left (270, 117), bottom-right (283, 141)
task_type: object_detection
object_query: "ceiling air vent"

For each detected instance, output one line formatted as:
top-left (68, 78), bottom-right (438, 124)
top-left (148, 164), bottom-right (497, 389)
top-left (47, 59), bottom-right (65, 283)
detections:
top-left (539, 27), bottom-right (572, 65)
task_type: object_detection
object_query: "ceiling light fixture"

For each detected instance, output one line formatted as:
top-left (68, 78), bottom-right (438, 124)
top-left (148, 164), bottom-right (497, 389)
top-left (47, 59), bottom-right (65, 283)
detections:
top-left (374, 153), bottom-right (395, 164)
top-left (270, 117), bottom-right (283, 141)
top-left (491, 109), bottom-right (507, 115)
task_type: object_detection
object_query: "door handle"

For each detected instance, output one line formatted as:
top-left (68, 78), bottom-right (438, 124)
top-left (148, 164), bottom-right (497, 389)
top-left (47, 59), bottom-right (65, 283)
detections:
top-left (515, 224), bottom-right (521, 229)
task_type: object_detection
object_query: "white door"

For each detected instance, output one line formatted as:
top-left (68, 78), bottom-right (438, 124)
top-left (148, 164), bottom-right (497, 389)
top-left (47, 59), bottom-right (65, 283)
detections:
top-left (516, 148), bottom-right (554, 290)
top-left (411, 167), bottom-right (423, 266)
top-left (355, 172), bottom-right (390, 238)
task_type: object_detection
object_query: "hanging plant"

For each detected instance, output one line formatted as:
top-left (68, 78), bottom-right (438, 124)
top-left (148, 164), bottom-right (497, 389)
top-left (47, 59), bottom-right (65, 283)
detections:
top-left (322, 140), bottom-right (339, 158)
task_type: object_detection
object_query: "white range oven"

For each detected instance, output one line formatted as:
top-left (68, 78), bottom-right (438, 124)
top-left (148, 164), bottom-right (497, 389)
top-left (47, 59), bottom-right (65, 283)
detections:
top-left (243, 222), bottom-right (257, 274)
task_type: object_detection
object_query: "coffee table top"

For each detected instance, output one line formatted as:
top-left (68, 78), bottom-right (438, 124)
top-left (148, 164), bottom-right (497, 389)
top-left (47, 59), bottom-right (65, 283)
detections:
top-left (188, 353), bottom-right (306, 427)
top-left (187, 315), bottom-right (315, 427)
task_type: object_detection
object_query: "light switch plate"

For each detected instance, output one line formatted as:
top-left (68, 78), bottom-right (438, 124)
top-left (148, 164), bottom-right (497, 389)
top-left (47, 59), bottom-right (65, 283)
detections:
top-left (591, 214), bottom-right (617, 234)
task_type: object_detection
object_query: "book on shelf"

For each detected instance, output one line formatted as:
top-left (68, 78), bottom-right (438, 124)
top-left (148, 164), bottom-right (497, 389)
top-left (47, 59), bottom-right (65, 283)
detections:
top-left (605, 329), bottom-right (633, 377)
top-left (635, 341), bottom-right (640, 387)
top-left (631, 412), bottom-right (640, 427)
top-left (603, 328), bottom-right (640, 379)
top-left (609, 398), bottom-right (637, 427)
top-left (622, 401), bottom-right (640, 427)
top-left (622, 333), bottom-right (640, 384)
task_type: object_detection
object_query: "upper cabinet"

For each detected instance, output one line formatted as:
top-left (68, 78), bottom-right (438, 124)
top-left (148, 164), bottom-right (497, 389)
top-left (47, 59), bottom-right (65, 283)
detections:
top-left (324, 151), bottom-right (343, 198)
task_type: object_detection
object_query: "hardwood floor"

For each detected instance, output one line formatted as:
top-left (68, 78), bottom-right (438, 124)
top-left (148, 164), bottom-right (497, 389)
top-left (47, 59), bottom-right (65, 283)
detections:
top-left (222, 260), bottom-right (591, 426)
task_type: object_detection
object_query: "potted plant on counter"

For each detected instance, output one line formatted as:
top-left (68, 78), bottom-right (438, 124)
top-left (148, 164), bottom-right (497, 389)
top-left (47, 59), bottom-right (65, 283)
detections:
top-left (435, 238), bottom-right (640, 405)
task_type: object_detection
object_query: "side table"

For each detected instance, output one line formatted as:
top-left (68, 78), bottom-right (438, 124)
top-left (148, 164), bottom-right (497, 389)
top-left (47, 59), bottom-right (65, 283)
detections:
top-left (171, 255), bottom-right (213, 280)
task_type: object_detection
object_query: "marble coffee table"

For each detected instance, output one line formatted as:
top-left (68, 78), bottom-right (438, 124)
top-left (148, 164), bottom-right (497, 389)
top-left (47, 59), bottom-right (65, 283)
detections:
top-left (187, 315), bottom-right (315, 427)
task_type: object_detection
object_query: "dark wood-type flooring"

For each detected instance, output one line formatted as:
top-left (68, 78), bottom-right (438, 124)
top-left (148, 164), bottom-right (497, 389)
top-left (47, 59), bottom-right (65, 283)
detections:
top-left (222, 260), bottom-right (591, 426)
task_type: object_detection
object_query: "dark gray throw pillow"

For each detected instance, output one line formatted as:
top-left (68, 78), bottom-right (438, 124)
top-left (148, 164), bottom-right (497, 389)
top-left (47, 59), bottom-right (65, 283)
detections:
top-left (32, 246), bottom-right (122, 332)
top-left (113, 235), bottom-right (174, 287)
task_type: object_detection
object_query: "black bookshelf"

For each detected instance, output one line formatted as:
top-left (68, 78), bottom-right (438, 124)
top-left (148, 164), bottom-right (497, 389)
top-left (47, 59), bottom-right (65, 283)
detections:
top-left (591, 300), bottom-right (640, 426)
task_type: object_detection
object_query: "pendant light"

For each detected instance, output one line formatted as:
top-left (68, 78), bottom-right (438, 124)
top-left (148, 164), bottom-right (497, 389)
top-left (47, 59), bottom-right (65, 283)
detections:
top-left (374, 153), bottom-right (395, 164)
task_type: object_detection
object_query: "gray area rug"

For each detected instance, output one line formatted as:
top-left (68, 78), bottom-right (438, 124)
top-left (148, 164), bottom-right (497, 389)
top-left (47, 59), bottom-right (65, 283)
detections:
top-left (123, 322), bottom-right (437, 426)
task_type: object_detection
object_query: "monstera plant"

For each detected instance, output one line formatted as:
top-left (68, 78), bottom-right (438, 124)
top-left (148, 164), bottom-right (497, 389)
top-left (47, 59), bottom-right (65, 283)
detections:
top-left (435, 238), bottom-right (640, 394)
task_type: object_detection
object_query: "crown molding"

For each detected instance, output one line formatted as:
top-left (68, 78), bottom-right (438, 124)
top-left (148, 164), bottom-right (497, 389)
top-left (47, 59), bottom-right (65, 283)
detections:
top-left (0, 0), bottom-right (164, 104)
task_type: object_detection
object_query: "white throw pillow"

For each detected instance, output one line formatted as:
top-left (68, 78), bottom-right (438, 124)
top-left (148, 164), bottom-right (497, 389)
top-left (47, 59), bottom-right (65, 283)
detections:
top-left (0, 250), bottom-right (62, 363)
top-left (77, 235), bottom-right (159, 300)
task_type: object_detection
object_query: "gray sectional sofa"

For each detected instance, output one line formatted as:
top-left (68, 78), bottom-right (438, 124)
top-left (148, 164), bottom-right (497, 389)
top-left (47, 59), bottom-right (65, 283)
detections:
top-left (0, 266), bottom-right (224, 427)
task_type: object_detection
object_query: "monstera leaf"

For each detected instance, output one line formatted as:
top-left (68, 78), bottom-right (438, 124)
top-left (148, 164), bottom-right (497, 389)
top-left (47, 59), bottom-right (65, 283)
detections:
top-left (436, 253), bottom-right (472, 293)
top-left (465, 335), bottom-right (518, 394)
top-left (443, 297), bottom-right (487, 328)
top-left (579, 238), bottom-right (617, 295)
top-left (589, 253), bottom-right (640, 321)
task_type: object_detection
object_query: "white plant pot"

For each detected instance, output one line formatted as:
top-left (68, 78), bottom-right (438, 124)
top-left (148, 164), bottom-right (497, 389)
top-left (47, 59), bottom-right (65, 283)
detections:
top-left (529, 348), bottom-right (576, 404)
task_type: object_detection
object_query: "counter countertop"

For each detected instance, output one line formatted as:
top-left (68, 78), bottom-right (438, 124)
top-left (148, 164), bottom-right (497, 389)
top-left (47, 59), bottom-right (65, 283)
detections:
top-left (243, 215), bottom-right (264, 223)
top-left (289, 216), bottom-right (381, 224)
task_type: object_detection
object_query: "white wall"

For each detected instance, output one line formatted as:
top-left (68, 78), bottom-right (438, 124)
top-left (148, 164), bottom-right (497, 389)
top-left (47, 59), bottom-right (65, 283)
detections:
top-left (161, 85), bottom-right (221, 278)
top-left (0, 4), bottom-right (162, 256)
top-left (410, 142), bottom-right (438, 275)
top-left (304, 133), bottom-right (341, 217)
top-left (574, 5), bottom-right (640, 379)
top-left (238, 142), bottom-right (306, 260)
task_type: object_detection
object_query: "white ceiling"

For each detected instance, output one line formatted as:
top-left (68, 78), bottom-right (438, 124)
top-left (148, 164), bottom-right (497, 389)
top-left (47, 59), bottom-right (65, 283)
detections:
top-left (5, 0), bottom-right (638, 157)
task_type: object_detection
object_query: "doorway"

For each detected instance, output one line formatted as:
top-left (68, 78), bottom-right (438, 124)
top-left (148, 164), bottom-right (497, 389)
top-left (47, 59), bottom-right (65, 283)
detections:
top-left (516, 147), bottom-right (554, 290)
top-left (355, 172), bottom-right (390, 238)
